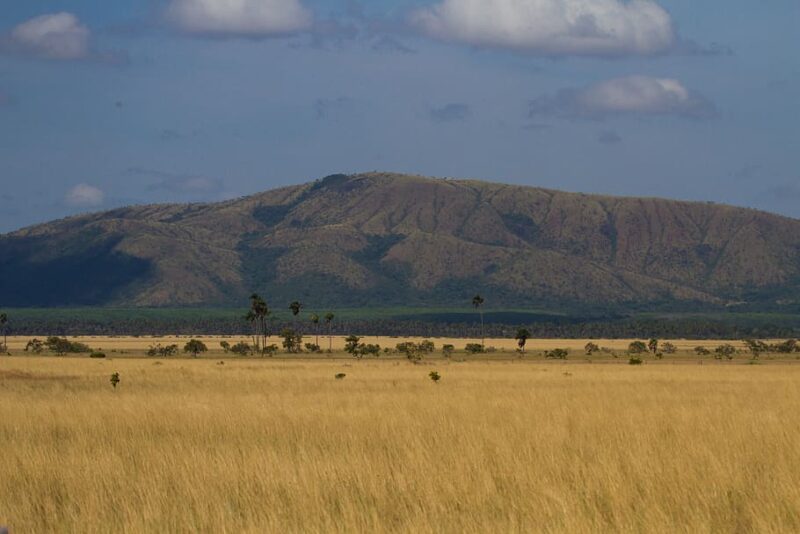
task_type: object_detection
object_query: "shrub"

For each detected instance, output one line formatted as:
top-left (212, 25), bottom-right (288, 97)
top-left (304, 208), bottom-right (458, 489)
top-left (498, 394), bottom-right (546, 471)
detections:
top-left (360, 344), bottom-right (381, 357)
top-left (419, 340), bottom-right (435, 353)
top-left (220, 341), bottom-right (231, 353)
top-left (429, 371), bottom-right (441, 384)
top-left (584, 342), bottom-right (599, 355)
top-left (629, 357), bottom-right (643, 365)
top-left (45, 336), bottom-right (92, 355)
top-left (628, 341), bottom-right (648, 354)
top-left (661, 342), bottom-right (677, 354)
top-left (25, 338), bottom-right (44, 354)
top-left (184, 339), bottom-right (208, 357)
top-left (545, 348), bottom-right (569, 360)
top-left (280, 329), bottom-right (302, 353)
top-left (345, 335), bottom-right (362, 355)
top-left (442, 344), bottom-right (455, 358)
top-left (743, 339), bottom-right (768, 359)
top-left (695, 346), bottom-right (711, 356)
top-left (110, 372), bottom-right (120, 389)
top-left (230, 341), bottom-right (252, 356)
top-left (772, 339), bottom-right (798, 353)
top-left (464, 343), bottom-right (484, 354)
top-left (397, 342), bottom-right (423, 363)
top-left (262, 344), bottom-right (279, 357)
top-left (147, 343), bottom-right (179, 357)
top-left (714, 344), bottom-right (736, 360)
top-left (304, 343), bottom-right (321, 353)
top-left (335, 373), bottom-right (346, 380)
top-left (90, 352), bottom-right (106, 359)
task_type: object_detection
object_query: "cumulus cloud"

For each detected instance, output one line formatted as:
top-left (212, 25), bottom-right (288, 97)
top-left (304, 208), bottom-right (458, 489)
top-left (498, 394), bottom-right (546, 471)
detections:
top-left (65, 184), bottom-right (105, 208)
top-left (411, 0), bottom-right (675, 56)
top-left (166, 0), bottom-right (313, 36)
top-left (430, 103), bottom-right (471, 122)
top-left (5, 13), bottom-right (90, 60)
top-left (529, 75), bottom-right (717, 120)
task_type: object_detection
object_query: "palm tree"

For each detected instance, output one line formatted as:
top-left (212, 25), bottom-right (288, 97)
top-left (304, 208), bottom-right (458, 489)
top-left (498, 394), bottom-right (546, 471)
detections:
top-left (325, 312), bottom-right (335, 352)
top-left (472, 294), bottom-right (485, 348)
top-left (289, 301), bottom-right (303, 344)
top-left (290, 301), bottom-right (303, 318)
top-left (310, 313), bottom-right (320, 347)
top-left (0, 312), bottom-right (7, 351)
top-left (515, 328), bottom-right (531, 355)
top-left (245, 294), bottom-right (270, 352)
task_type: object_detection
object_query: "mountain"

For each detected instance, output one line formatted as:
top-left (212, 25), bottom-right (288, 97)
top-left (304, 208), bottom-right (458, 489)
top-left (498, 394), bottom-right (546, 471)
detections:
top-left (2, 172), bottom-right (800, 310)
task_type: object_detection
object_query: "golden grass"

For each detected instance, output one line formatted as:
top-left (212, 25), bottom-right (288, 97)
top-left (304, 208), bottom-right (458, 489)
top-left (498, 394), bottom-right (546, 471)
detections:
top-left (2, 356), bottom-right (800, 533)
top-left (3, 335), bottom-right (758, 353)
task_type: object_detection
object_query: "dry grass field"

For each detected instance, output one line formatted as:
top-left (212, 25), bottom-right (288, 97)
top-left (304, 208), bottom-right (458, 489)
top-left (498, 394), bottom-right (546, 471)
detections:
top-left (2, 354), bottom-right (800, 533)
top-left (2, 335), bottom-right (761, 355)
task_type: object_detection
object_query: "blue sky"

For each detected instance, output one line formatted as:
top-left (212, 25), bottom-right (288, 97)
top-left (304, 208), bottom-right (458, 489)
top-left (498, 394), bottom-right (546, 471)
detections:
top-left (0, 0), bottom-right (798, 232)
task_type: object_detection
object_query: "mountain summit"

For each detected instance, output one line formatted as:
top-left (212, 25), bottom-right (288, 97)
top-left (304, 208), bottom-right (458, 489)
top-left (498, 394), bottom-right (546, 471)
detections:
top-left (2, 172), bottom-right (799, 309)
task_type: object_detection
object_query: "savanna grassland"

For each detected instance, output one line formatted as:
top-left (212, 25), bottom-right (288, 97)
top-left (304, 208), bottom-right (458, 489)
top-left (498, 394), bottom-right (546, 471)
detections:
top-left (2, 353), bottom-right (800, 533)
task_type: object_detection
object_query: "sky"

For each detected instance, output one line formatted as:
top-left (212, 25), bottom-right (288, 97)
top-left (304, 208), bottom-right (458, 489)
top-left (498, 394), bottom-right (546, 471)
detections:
top-left (0, 0), bottom-right (798, 232)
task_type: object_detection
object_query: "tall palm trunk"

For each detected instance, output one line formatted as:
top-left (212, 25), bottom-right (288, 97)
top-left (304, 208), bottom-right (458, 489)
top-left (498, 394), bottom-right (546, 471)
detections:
top-left (480, 310), bottom-right (484, 348)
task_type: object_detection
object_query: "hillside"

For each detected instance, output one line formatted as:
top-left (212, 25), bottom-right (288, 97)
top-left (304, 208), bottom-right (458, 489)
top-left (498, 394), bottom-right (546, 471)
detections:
top-left (2, 172), bottom-right (799, 310)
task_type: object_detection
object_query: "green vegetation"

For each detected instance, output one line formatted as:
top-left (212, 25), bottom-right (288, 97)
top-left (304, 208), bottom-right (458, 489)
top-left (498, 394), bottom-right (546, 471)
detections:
top-left (147, 344), bottom-right (179, 357)
top-left (628, 341), bottom-right (648, 354)
top-left (545, 349), bottom-right (569, 360)
top-left (280, 329), bottom-right (302, 353)
top-left (44, 336), bottom-right (92, 355)
top-left (1, 306), bottom-right (800, 340)
top-left (515, 328), bottom-right (531, 354)
top-left (183, 339), bottom-right (208, 358)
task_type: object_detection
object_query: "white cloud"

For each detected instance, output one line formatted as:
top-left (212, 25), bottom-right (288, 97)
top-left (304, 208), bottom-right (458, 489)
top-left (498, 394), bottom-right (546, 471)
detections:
top-left (530, 75), bottom-right (717, 119)
top-left (166, 0), bottom-right (313, 36)
top-left (65, 184), bottom-right (105, 208)
top-left (411, 0), bottom-right (674, 57)
top-left (8, 13), bottom-right (90, 60)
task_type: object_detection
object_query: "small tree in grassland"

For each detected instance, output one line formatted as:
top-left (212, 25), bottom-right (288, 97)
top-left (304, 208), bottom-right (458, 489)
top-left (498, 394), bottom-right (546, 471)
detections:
top-left (289, 301), bottom-right (303, 340)
top-left (648, 338), bottom-right (659, 354)
top-left (345, 335), bottom-right (361, 356)
top-left (715, 344), bottom-right (736, 361)
top-left (628, 341), bottom-right (648, 354)
top-left (325, 312), bottom-right (335, 352)
top-left (184, 339), bottom-right (207, 358)
top-left (281, 328), bottom-right (302, 353)
top-left (585, 342), bottom-right (600, 355)
top-left (515, 328), bottom-right (531, 355)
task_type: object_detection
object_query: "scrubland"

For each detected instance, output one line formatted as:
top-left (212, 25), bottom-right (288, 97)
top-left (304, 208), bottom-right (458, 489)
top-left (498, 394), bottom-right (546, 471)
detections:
top-left (1, 335), bottom-right (763, 354)
top-left (2, 355), bottom-right (800, 533)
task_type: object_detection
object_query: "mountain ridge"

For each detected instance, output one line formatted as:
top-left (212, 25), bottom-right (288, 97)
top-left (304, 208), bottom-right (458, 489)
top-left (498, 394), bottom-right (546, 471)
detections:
top-left (2, 172), bottom-right (799, 310)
